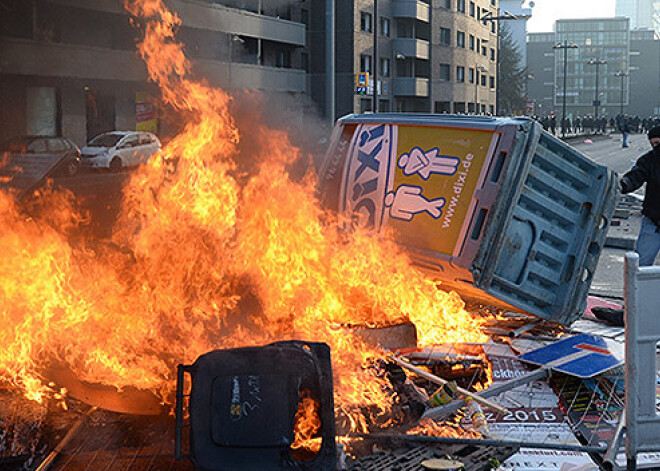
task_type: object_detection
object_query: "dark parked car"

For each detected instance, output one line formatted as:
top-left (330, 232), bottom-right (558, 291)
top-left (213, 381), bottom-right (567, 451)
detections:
top-left (0, 136), bottom-right (81, 198)
top-left (1, 136), bottom-right (81, 177)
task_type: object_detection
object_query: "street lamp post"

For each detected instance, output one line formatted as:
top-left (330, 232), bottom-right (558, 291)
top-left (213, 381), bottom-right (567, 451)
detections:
top-left (587, 58), bottom-right (607, 121)
top-left (615, 70), bottom-right (629, 116)
top-left (372, 0), bottom-right (379, 113)
top-left (482, 10), bottom-right (518, 115)
top-left (553, 40), bottom-right (578, 138)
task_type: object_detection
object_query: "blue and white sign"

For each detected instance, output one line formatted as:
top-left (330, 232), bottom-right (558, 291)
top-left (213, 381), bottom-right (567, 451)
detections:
top-left (518, 334), bottom-right (623, 379)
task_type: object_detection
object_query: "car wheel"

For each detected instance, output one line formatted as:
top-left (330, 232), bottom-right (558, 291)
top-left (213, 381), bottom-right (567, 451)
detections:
top-left (65, 159), bottom-right (80, 177)
top-left (109, 157), bottom-right (122, 173)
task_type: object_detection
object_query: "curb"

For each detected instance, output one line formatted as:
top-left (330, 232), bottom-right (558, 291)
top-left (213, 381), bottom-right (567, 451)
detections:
top-left (605, 236), bottom-right (636, 250)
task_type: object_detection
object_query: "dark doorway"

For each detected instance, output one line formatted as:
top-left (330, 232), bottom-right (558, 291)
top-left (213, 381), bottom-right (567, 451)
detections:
top-left (85, 89), bottom-right (115, 142)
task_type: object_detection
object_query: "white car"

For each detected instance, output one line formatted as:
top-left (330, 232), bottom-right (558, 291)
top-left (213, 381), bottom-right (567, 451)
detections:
top-left (81, 131), bottom-right (161, 172)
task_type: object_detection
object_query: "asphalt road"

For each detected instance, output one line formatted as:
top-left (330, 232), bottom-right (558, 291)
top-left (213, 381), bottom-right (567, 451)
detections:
top-left (569, 133), bottom-right (651, 301)
top-left (569, 132), bottom-right (651, 175)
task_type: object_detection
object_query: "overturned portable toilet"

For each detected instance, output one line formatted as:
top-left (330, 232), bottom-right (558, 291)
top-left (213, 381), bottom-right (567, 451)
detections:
top-left (318, 114), bottom-right (617, 325)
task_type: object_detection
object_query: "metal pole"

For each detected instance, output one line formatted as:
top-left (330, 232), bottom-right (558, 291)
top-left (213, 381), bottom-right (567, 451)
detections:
top-left (372, 0), bottom-right (378, 113)
top-left (475, 67), bottom-right (479, 113)
top-left (620, 73), bottom-right (625, 116)
top-left (562, 41), bottom-right (568, 138)
top-left (594, 61), bottom-right (600, 121)
top-left (496, 30), bottom-right (500, 115)
top-left (326, 0), bottom-right (335, 123)
top-left (360, 433), bottom-right (608, 454)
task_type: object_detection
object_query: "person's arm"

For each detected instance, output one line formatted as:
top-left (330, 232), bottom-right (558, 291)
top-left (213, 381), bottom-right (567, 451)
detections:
top-left (621, 154), bottom-right (650, 193)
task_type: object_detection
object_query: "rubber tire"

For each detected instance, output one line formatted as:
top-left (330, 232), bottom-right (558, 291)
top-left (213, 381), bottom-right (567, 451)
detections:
top-left (109, 157), bottom-right (122, 173)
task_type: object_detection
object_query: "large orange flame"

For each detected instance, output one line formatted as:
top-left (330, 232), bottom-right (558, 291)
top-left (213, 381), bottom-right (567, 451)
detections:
top-left (0, 0), bottom-right (488, 433)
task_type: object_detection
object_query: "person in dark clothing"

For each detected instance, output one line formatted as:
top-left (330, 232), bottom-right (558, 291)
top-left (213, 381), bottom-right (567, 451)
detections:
top-left (621, 116), bottom-right (630, 148)
top-left (620, 125), bottom-right (660, 265)
top-left (550, 115), bottom-right (556, 135)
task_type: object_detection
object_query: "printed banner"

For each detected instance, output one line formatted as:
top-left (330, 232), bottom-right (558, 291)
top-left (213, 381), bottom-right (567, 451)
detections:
top-left (136, 91), bottom-right (158, 134)
top-left (341, 124), bottom-right (498, 256)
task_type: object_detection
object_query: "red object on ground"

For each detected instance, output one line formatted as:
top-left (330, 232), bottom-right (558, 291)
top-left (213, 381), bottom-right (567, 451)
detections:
top-left (584, 295), bottom-right (623, 319)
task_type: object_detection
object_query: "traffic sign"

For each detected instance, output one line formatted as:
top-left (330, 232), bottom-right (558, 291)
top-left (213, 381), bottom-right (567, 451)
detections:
top-left (518, 333), bottom-right (623, 379)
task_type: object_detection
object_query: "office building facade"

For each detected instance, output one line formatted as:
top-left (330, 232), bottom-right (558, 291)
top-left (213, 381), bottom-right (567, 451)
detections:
top-left (527, 17), bottom-right (660, 118)
top-left (0, 0), bottom-right (310, 145)
top-left (615, 0), bottom-right (656, 31)
top-left (338, 0), bottom-right (499, 117)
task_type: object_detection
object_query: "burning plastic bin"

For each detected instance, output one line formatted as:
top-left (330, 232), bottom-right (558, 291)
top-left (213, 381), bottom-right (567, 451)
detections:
top-left (318, 114), bottom-right (617, 325)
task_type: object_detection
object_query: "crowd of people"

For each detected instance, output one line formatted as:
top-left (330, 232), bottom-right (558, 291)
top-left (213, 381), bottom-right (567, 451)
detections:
top-left (532, 113), bottom-right (660, 137)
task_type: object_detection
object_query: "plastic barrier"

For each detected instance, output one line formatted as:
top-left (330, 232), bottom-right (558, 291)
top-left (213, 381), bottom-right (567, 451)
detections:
top-left (318, 114), bottom-right (618, 325)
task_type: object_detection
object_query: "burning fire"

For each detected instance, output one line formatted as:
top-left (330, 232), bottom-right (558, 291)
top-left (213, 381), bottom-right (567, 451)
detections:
top-left (407, 418), bottom-right (483, 439)
top-left (291, 390), bottom-right (322, 454)
top-left (0, 0), bottom-right (488, 434)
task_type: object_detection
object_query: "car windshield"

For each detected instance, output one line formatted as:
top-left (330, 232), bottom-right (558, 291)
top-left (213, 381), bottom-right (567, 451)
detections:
top-left (87, 133), bottom-right (123, 148)
top-left (0, 137), bottom-right (31, 153)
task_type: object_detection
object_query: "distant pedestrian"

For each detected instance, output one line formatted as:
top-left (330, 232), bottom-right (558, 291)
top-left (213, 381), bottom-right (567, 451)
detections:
top-left (620, 125), bottom-right (660, 265)
top-left (550, 115), bottom-right (556, 135)
top-left (621, 117), bottom-right (630, 148)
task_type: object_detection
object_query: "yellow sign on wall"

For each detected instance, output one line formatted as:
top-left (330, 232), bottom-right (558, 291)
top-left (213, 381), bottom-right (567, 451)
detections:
top-left (135, 92), bottom-right (158, 134)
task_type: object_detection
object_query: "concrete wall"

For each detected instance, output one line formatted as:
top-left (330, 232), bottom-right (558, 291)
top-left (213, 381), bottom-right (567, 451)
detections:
top-left (630, 36), bottom-right (660, 116)
top-left (526, 37), bottom-right (555, 116)
top-left (49, 0), bottom-right (306, 46)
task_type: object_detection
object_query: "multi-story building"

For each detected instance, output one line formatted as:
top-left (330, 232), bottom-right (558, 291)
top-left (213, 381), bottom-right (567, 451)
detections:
top-left (0, 0), bottom-right (310, 145)
top-left (0, 0), bottom-right (505, 147)
top-left (554, 18), bottom-right (630, 118)
top-left (616, 0), bottom-right (656, 31)
top-left (337, 0), bottom-right (499, 117)
top-left (527, 17), bottom-right (660, 119)
top-left (526, 32), bottom-right (554, 117)
top-left (630, 28), bottom-right (660, 116)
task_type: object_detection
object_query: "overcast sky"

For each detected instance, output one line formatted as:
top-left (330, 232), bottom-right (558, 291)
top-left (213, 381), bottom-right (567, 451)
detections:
top-left (526, 0), bottom-right (617, 33)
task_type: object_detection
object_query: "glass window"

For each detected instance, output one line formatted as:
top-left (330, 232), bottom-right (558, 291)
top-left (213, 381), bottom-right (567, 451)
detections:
top-left (440, 27), bottom-right (451, 45)
top-left (26, 139), bottom-right (47, 153)
top-left (381, 17), bottom-right (390, 37)
top-left (439, 64), bottom-right (450, 81)
top-left (457, 31), bottom-right (465, 48)
top-left (469, 2), bottom-right (475, 17)
top-left (489, 76), bottom-right (495, 88)
top-left (276, 50), bottom-right (291, 68)
top-left (88, 133), bottom-right (123, 147)
top-left (457, 0), bottom-right (466, 13)
top-left (360, 12), bottom-right (372, 32)
top-left (360, 98), bottom-right (372, 113)
top-left (380, 58), bottom-right (390, 77)
top-left (457, 66), bottom-right (465, 82)
top-left (360, 54), bottom-right (372, 74)
top-left (469, 68), bottom-right (475, 83)
top-left (469, 35), bottom-right (475, 50)
top-left (47, 138), bottom-right (66, 152)
top-left (120, 135), bottom-right (139, 148)
top-left (490, 48), bottom-right (495, 61)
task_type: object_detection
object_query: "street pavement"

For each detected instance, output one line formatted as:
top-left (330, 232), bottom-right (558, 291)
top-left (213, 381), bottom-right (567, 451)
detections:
top-left (568, 132), bottom-right (650, 301)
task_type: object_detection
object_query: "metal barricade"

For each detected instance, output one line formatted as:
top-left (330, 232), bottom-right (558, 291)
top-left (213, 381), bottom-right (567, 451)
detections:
top-left (625, 252), bottom-right (660, 470)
